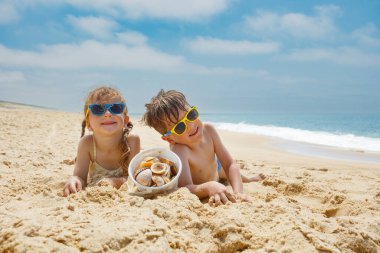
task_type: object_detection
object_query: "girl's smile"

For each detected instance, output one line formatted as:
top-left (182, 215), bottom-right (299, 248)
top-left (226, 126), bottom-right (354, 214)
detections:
top-left (101, 120), bottom-right (117, 125)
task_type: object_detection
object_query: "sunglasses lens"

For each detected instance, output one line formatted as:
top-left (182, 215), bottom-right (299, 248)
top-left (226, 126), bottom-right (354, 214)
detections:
top-left (90, 104), bottom-right (105, 115)
top-left (187, 108), bottom-right (199, 121)
top-left (174, 122), bottom-right (186, 135)
top-left (109, 103), bottom-right (124, 114)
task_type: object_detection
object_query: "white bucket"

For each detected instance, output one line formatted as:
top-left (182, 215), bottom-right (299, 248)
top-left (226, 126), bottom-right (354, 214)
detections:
top-left (127, 147), bottom-right (182, 196)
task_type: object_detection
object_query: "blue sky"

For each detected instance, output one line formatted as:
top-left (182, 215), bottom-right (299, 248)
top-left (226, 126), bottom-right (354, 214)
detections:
top-left (0, 0), bottom-right (379, 113)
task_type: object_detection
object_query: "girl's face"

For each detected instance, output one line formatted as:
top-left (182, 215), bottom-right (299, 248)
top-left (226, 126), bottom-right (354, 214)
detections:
top-left (87, 98), bottom-right (128, 136)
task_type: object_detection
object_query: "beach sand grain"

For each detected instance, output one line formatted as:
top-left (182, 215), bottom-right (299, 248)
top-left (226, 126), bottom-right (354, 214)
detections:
top-left (1, 106), bottom-right (379, 252)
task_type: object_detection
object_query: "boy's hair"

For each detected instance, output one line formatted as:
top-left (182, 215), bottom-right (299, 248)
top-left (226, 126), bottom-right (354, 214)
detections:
top-left (81, 86), bottom-right (133, 171)
top-left (143, 89), bottom-right (190, 134)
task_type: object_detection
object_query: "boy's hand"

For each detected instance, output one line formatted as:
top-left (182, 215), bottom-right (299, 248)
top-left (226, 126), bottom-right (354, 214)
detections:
top-left (63, 176), bottom-right (84, 196)
top-left (207, 182), bottom-right (236, 206)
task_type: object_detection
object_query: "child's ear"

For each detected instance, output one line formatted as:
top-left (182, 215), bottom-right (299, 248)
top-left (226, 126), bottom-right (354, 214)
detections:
top-left (87, 122), bottom-right (93, 132)
top-left (161, 135), bottom-right (176, 145)
top-left (124, 116), bottom-right (130, 125)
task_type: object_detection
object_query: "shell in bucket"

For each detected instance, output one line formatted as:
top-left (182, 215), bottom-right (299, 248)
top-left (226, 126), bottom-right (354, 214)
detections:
top-left (127, 148), bottom-right (182, 196)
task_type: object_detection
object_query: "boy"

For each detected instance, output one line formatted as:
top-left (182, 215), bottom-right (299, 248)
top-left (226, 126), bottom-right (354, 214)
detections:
top-left (143, 90), bottom-right (264, 206)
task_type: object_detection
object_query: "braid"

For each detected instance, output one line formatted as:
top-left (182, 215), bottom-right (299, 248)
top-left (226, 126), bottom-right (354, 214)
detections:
top-left (81, 119), bottom-right (86, 138)
top-left (119, 122), bottom-right (134, 174)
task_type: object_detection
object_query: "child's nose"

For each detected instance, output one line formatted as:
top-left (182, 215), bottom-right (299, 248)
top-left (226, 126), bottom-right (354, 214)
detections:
top-left (104, 109), bottom-right (112, 116)
top-left (187, 121), bottom-right (197, 130)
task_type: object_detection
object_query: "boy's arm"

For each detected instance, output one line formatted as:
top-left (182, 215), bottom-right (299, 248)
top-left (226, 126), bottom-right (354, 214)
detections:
top-left (173, 144), bottom-right (235, 203)
top-left (206, 124), bottom-right (244, 194)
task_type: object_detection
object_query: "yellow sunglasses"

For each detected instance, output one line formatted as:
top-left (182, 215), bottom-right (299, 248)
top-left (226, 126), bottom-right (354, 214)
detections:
top-left (163, 106), bottom-right (199, 136)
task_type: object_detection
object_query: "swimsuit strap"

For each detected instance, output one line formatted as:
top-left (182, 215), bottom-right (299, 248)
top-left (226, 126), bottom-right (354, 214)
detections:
top-left (93, 136), bottom-right (97, 161)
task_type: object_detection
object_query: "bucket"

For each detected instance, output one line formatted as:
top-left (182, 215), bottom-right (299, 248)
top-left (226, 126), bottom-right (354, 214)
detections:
top-left (127, 147), bottom-right (182, 196)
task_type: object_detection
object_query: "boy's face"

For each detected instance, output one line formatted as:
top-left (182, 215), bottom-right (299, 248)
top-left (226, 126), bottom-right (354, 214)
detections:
top-left (162, 107), bottom-right (203, 145)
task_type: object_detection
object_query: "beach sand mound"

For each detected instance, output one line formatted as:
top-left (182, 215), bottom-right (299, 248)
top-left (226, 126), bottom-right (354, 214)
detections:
top-left (1, 107), bottom-right (379, 252)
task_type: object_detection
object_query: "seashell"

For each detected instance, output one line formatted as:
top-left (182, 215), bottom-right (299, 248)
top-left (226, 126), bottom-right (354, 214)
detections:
top-left (159, 157), bottom-right (175, 166)
top-left (151, 162), bottom-right (169, 175)
top-left (140, 161), bottom-right (153, 168)
top-left (170, 165), bottom-right (177, 176)
top-left (163, 167), bottom-right (171, 178)
top-left (163, 176), bottom-right (171, 184)
top-left (143, 156), bottom-right (160, 163)
top-left (134, 167), bottom-right (148, 178)
top-left (135, 168), bottom-right (152, 186)
top-left (152, 175), bottom-right (165, 186)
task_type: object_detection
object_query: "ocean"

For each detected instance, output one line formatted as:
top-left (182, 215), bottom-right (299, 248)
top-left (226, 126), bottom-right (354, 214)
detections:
top-left (202, 112), bottom-right (380, 153)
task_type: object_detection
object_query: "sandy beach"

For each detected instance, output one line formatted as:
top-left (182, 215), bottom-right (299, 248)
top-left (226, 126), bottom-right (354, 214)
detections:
top-left (1, 104), bottom-right (379, 253)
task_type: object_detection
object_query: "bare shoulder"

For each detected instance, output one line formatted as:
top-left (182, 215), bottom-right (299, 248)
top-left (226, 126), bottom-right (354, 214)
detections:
top-left (76, 134), bottom-right (93, 160)
top-left (78, 134), bottom-right (93, 149)
top-left (126, 133), bottom-right (140, 151)
top-left (203, 123), bottom-right (219, 137)
top-left (126, 133), bottom-right (140, 143)
top-left (171, 143), bottom-right (190, 158)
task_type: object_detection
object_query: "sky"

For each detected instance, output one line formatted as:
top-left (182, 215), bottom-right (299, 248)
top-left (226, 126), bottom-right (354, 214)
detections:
top-left (0, 0), bottom-right (379, 114)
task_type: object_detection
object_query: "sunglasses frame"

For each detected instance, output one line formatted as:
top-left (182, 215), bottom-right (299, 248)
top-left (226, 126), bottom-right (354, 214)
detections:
top-left (88, 103), bottom-right (126, 116)
top-left (163, 106), bottom-right (199, 137)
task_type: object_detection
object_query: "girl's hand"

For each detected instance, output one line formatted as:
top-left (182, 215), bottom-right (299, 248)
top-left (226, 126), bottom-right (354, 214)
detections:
top-left (63, 176), bottom-right (84, 196)
top-left (235, 192), bottom-right (251, 202)
top-left (97, 177), bottom-right (127, 188)
top-left (208, 181), bottom-right (236, 206)
top-left (97, 178), bottom-right (113, 187)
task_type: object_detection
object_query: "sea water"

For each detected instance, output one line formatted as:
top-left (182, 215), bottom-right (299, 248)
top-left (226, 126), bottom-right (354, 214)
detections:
top-left (202, 112), bottom-right (380, 157)
top-left (131, 112), bottom-right (380, 163)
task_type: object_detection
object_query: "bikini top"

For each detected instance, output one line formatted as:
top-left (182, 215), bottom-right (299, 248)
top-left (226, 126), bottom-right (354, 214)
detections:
top-left (88, 137), bottom-right (124, 185)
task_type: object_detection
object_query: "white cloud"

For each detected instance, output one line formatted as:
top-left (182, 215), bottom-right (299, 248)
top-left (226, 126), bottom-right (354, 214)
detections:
top-left (185, 37), bottom-right (280, 54)
top-left (284, 47), bottom-right (380, 67)
top-left (116, 31), bottom-right (148, 46)
top-left (245, 5), bottom-right (341, 40)
top-left (0, 71), bottom-right (25, 83)
top-left (66, 15), bottom-right (118, 39)
top-left (1, 0), bottom-right (228, 26)
top-left (0, 41), bottom-right (188, 71)
top-left (0, 2), bottom-right (19, 24)
top-left (0, 41), bottom-right (269, 78)
top-left (351, 23), bottom-right (380, 48)
top-left (38, 0), bottom-right (227, 21)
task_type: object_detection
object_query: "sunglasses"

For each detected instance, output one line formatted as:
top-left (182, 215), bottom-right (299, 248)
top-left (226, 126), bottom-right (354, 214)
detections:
top-left (163, 106), bottom-right (199, 136)
top-left (88, 103), bottom-right (126, 116)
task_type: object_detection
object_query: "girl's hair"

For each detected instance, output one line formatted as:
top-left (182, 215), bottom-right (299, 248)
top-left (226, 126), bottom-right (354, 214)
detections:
top-left (81, 86), bottom-right (133, 171)
top-left (143, 89), bottom-right (190, 134)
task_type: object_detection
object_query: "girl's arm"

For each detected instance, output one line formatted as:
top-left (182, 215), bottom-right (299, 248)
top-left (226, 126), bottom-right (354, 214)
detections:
top-left (125, 134), bottom-right (141, 171)
top-left (63, 136), bottom-right (92, 196)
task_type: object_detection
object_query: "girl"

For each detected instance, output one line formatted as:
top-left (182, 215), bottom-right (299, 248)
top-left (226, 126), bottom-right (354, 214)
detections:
top-left (63, 86), bottom-right (140, 196)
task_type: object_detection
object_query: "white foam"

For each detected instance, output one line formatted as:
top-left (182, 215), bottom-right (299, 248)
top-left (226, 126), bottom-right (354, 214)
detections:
top-left (211, 122), bottom-right (380, 152)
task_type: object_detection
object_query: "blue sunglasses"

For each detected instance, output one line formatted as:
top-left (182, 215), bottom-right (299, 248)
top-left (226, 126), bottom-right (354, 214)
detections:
top-left (88, 103), bottom-right (126, 116)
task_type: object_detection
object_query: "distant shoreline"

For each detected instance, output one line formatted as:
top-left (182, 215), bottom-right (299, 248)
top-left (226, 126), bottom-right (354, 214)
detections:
top-left (2, 102), bottom-right (379, 164)
top-left (0, 100), bottom-right (57, 110)
top-left (274, 138), bottom-right (380, 165)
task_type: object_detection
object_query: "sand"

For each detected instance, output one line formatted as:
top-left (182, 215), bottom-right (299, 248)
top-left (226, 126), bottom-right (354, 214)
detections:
top-left (0, 105), bottom-right (379, 253)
